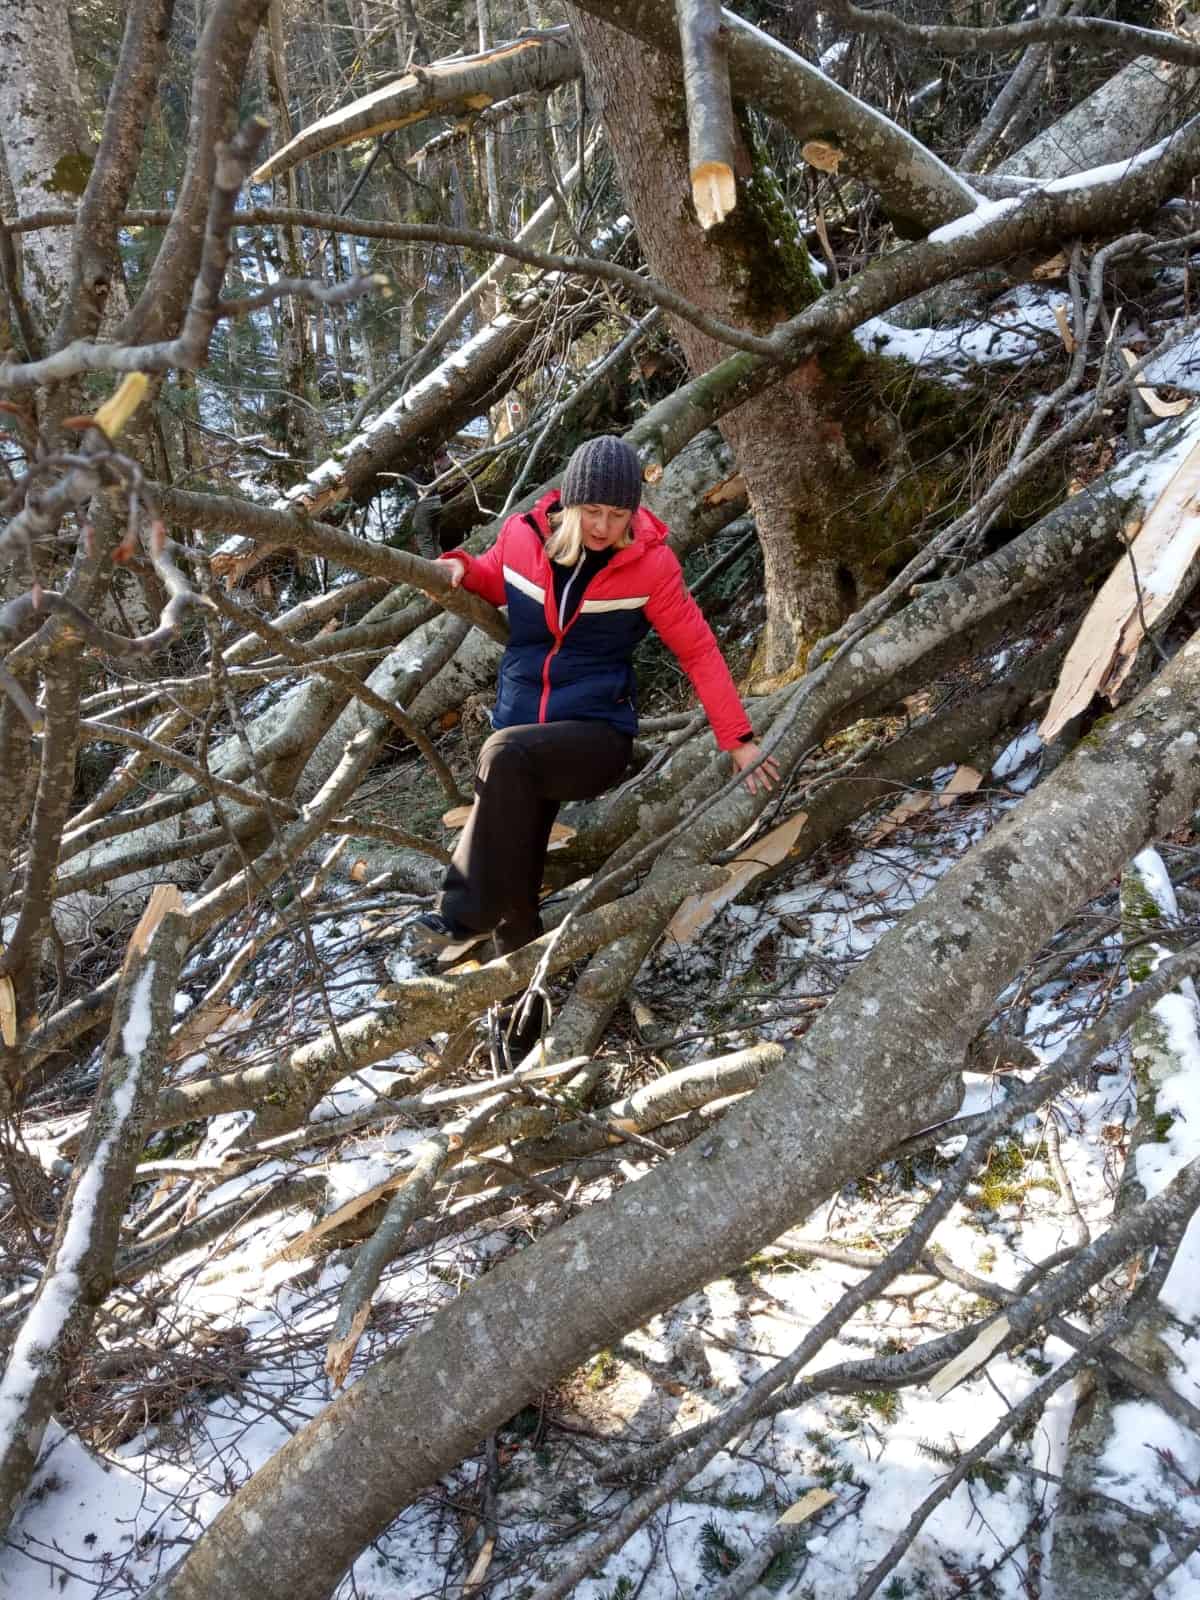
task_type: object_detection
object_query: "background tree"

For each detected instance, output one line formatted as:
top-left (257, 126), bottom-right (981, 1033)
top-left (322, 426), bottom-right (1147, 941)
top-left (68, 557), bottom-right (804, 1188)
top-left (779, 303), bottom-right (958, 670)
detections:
top-left (4, 2), bottom-right (1200, 1598)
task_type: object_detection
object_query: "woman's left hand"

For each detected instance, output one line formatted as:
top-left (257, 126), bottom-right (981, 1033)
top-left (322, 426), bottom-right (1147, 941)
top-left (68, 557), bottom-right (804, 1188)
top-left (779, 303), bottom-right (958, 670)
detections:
top-left (730, 741), bottom-right (781, 794)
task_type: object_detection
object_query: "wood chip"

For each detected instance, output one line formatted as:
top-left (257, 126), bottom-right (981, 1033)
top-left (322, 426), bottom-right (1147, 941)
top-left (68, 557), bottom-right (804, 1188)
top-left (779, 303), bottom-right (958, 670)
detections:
top-left (167, 1002), bottom-right (239, 1062)
top-left (0, 975), bottom-right (16, 1049)
top-left (778, 1486), bottom-right (837, 1525)
top-left (866, 791), bottom-right (932, 844)
top-left (273, 1170), bottom-right (412, 1264)
top-left (461, 1535), bottom-right (496, 1595)
top-left (1031, 250), bottom-right (1068, 280)
top-left (702, 472), bottom-right (747, 506)
top-left (665, 811), bottom-right (807, 945)
top-left (928, 1315), bottom-right (1011, 1399)
top-left (1052, 302), bottom-right (1076, 353)
top-left (936, 764), bottom-right (983, 805)
top-left (1121, 347), bottom-right (1192, 418)
top-left (801, 139), bottom-right (843, 174)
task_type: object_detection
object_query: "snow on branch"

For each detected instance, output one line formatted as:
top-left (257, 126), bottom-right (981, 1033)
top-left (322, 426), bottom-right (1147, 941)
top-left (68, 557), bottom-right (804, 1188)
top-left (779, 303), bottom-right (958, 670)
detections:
top-left (570, 0), bottom-right (978, 233)
top-left (251, 27), bottom-right (581, 182)
top-left (0, 884), bottom-right (187, 1539)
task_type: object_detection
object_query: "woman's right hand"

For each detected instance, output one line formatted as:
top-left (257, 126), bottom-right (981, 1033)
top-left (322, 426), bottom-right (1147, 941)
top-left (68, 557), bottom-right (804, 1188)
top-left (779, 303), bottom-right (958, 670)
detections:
top-left (443, 557), bottom-right (467, 589)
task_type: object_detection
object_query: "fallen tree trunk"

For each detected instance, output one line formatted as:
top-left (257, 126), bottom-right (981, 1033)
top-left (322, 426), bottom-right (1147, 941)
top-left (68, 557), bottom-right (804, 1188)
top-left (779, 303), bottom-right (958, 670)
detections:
top-left (1001, 44), bottom-right (1200, 181)
top-left (144, 612), bottom-right (1200, 1599)
top-left (1048, 846), bottom-right (1200, 1595)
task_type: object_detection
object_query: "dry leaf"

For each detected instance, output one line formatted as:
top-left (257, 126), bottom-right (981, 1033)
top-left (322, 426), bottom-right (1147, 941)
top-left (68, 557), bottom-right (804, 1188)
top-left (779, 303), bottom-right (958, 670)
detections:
top-left (801, 140), bottom-right (843, 174)
top-left (1042, 434), bottom-right (1200, 741)
top-left (665, 812), bottom-right (807, 945)
top-left (1120, 347), bottom-right (1192, 418)
top-left (546, 821), bottom-right (576, 850)
top-left (1031, 250), bottom-right (1068, 280)
top-left (1052, 302), bottom-right (1076, 353)
top-left (350, 858), bottom-right (369, 882)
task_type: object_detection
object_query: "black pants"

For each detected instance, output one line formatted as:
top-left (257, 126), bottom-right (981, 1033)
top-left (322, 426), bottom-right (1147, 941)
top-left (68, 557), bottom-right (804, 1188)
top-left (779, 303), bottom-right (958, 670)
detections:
top-left (440, 720), bottom-right (632, 954)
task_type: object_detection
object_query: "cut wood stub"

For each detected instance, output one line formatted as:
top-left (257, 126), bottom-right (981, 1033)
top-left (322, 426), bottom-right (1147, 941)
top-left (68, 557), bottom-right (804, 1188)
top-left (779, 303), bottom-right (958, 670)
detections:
top-left (692, 161), bottom-right (736, 229)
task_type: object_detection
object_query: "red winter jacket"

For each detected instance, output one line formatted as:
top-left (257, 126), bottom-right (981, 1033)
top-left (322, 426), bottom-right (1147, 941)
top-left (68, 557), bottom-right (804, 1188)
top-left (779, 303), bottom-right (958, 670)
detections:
top-left (441, 491), bottom-right (752, 749)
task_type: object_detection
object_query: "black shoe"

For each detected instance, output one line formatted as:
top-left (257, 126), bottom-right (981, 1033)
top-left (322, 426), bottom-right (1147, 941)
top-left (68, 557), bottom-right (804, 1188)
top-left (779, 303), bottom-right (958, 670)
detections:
top-left (409, 911), bottom-right (481, 955)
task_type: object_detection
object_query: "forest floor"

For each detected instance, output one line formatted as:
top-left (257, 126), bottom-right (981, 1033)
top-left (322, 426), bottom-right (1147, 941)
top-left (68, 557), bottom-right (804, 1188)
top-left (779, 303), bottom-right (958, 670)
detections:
top-left (4, 699), bottom-right (1200, 1600)
top-left (6, 278), bottom-right (1200, 1598)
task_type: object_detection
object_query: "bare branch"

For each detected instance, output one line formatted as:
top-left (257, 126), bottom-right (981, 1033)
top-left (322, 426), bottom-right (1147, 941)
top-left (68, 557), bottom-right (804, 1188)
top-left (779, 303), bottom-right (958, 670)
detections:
top-left (568, 0), bottom-right (978, 232)
top-left (0, 885), bottom-right (187, 1536)
top-left (827, 2), bottom-right (1200, 70)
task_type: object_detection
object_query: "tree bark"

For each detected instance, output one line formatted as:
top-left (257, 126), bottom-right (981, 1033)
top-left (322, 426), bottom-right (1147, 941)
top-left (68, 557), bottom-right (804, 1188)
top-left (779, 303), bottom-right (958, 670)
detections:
top-left (0, 0), bottom-right (92, 340)
top-left (1001, 45), bottom-right (1200, 180)
top-left (144, 619), bottom-right (1200, 1600)
top-left (569, 7), bottom-right (969, 682)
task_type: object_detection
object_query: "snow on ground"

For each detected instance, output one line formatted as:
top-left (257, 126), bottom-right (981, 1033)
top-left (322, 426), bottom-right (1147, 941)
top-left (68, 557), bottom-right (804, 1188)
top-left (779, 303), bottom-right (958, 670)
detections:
top-left (5, 725), bottom-right (1200, 1600)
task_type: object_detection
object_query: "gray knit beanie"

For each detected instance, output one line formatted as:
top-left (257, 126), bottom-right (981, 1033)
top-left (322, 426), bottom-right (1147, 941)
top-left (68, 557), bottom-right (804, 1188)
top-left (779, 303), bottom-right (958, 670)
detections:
top-left (560, 435), bottom-right (642, 512)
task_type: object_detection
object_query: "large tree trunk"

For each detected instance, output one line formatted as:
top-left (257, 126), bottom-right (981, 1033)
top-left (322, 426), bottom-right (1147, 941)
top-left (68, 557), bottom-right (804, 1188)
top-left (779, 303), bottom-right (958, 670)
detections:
top-left (144, 619), bottom-right (1200, 1600)
top-left (567, 9), bottom-right (962, 684)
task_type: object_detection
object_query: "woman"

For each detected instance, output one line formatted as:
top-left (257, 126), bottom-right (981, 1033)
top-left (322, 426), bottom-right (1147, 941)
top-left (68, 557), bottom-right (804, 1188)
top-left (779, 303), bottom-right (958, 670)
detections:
top-left (413, 435), bottom-right (778, 957)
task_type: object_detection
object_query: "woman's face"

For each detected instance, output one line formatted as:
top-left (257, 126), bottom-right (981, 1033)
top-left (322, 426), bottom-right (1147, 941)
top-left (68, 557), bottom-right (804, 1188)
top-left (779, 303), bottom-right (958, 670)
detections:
top-left (579, 503), bottom-right (633, 552)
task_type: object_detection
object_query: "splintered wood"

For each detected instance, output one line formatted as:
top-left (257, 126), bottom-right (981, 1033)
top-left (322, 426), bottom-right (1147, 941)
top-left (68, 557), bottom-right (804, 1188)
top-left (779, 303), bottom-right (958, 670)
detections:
top-left (1041, 434), bottom-right (1200, 741)
top-left (665, 810), bottom-right (807, 945)
top-left (865, 765), bottom-right (983, 844)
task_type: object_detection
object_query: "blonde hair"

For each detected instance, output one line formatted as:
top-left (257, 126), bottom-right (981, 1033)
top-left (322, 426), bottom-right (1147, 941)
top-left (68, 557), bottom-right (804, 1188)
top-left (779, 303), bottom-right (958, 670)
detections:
top-left (544, 504), bottom-right (634, 565)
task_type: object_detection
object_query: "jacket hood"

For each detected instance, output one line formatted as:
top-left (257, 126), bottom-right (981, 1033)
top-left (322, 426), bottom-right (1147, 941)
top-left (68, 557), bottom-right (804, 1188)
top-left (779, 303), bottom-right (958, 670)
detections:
top-left (527, 489), bottom-right (670, 553)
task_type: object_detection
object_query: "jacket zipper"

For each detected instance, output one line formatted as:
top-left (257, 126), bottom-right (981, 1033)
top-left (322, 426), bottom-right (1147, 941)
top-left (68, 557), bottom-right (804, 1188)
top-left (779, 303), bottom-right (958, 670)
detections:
top-left (537, 551), bottom-right (617, 722)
